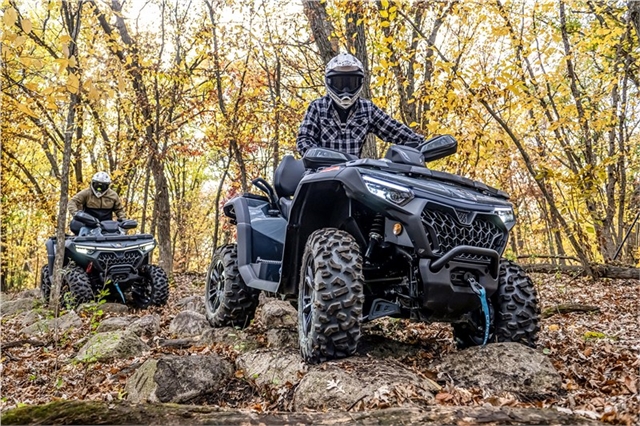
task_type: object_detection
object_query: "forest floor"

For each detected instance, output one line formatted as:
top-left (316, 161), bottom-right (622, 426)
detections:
top-left (0, 271), bottom-right (638, 425)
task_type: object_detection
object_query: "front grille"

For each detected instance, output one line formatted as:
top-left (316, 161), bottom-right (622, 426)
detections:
top-left (421, 206), bottom-right (506, 262)
top-left (97, 250), bottom-right (142, 270)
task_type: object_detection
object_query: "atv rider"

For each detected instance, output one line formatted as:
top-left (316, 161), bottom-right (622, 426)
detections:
top-left (296, 53), bottom-right (425, 158)
top-left (68, 171), bottom-right (126, 235)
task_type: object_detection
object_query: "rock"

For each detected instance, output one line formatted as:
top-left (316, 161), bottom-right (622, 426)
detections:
top-left (76, 331), bottom-right (149, 363)
top-left (266, 329), bottom-right (298, 349)
top-left (293, 357), bottom-right (439, 411)
top-left (96, 317), bottom-right (133, 333)
top-left (199, 327), bottom-right (259, 352)
top-left (78, 302), bottom-right (129, 314)
top-left (432, 342), bottom-right (562, 398)
top-left (128, 315), bottom-right (160, 340)
top-left (99, 303), bottom-right (130, 314)
top-left (236, 349), bottom-right (307, 389)
top-left (16, 289), bottom-right (42, 299)
top-left (18, 309), bottom-right (51, 328)
top-left (169, 311), bottom-right (209, 337)
top-left (259, 300), bottom-right (297, 329)
top-left (356, 334), bottom-right (423, 359)
top-left (175, 296), bottom-right (205, 314)
top-left (1, 298), bottom-right (38, 317)
top-left (125, 355), bottom-right (234, 403)
top-left (20, 311), bottom-right (82, 335)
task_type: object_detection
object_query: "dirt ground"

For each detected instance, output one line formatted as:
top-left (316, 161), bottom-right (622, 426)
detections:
top-left (1, 271), bottom-right (638, 425)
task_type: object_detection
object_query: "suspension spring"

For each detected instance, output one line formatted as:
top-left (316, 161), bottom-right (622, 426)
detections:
top-left (369, 213), bottom-right (384, 239)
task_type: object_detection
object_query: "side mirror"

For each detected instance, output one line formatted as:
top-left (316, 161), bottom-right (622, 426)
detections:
top-left (419, 135), bottom-right (458, 162)
top-left (119, 219), bottom-right (138, 230)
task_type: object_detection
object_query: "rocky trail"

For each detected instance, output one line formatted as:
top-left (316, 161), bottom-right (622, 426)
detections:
top-left (0, 272), bottom-right (638, 425)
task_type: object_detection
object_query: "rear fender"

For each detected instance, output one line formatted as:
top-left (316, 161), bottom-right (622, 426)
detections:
top-left (227, 194), bottom-right (287, 292)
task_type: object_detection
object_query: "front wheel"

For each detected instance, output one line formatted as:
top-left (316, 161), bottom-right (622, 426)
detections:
top-left (204, 244), bottom-right (258, 328)
top-left (133, 264), bottom-right (170, 308)
top-left (493, 260), bottom-right (540, 347)
top-left (60, 265), bottom-right (94, 308)
top-left (453, 260), bottom-right (540, 349)
top-left (298, 228), bottom-right (364, 364)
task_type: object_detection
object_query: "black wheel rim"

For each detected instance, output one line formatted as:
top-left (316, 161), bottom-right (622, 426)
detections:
top-left (300, 255), bottom-right (315, 339)
top-left (206, 258), bottom-right (225, 313)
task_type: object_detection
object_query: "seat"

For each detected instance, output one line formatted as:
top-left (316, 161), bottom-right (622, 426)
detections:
top-left (274, 155), bottom-right (305, 218)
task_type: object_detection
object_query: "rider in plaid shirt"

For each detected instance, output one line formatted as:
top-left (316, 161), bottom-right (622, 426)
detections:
top-left (297, 53), bottom-right (425, 157)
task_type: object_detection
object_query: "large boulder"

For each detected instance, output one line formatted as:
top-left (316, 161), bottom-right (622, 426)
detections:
top-left (76, 331), bottom-right (149, 363)
top-left (293, 357), bottom-right (439, 411)
top-left (259, 299), bottom-right (297, 329)
top-left (128, 315), bottom-right (160, 340)
top-left (431, 342), bottom-right (562, 398)
top-left (169, 311), bottom-right (209, 337)
top-left (18, 309), bottom-right (51, 328)
top-left (236, 349), bottom-right (307, 389)
top-left (96, 317), bottom-right (133, 333)
top-left (199, 327), bottom-right (260, 352)
top-left (20, 311), bottom-right (82, 335)
top-left (1, 298), bottom-right (39, 317)
top-left (175, 296), bottom-right (205, 315)
top-left (266, 329), bottom-right (298, 349)
top-left (16, 289), bottom-right (41, 299)
top-left (125, 355), bottom-right (234, 403)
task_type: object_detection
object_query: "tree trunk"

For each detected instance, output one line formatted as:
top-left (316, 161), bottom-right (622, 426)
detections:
top-left (522, 263), bottom-right (640, 279)
top-left (50, 1), bottom-right (83, 313)
top-left (0, 401), bottom-right (603, 426)
top-left (302, 0), bottom-right (339, 65)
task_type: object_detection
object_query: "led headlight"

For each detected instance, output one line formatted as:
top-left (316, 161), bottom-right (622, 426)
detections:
top-left (494, 207), bottom-right (516, 229)
top-left (141, 242), bottom-right (156, 253)
top-left (363, 175), bottom-right (414, 206)
top-left (75, 245), bottom-right (96, 255)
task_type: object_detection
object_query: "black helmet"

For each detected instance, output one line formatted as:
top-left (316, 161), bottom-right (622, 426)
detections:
top-left (325, 53), bottom-right (364, 109)
top-left (91, 171), bottom-right (111, 198)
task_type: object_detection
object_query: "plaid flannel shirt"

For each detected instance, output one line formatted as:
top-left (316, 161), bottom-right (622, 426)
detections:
top-left (296, 95), bottom-right (425, 157)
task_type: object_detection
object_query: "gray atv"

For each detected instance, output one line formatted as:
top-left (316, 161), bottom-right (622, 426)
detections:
top-left (205, 135), bottom-right (540, 363)
top-left (41, 212), bottom-right (169, 308)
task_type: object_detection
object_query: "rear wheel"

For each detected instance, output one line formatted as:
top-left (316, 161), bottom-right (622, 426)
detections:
top-left (40, 265), bottom-right (51, 303)
top-left (453, 260), bottom-right (540, 349)
top-left (133, 265), bottom-right (170, 308)
top-left (205, 244), bottom-right (258, 328)
top-left (298, 228), bottom-right (364, 364)
top-left (61, 265), bottom-right (94, 308)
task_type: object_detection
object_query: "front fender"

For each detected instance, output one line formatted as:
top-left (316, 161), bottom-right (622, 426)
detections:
top-left (278, 175), bottom-right (351, 295)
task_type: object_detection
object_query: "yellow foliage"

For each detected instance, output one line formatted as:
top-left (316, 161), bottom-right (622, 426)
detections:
top-left (3, 7), bottom-right (17, 26)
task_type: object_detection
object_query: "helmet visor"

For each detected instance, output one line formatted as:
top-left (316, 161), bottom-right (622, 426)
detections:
top-left (327, 75), bottom-right (363, 94)
top-left (92, 181), bottom-right (110, 194)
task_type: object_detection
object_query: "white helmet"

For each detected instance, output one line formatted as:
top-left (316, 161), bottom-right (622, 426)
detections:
top-left (325, 53), bottom-right (364, 109)
top-left (91, 171), bottom-right (111, 198)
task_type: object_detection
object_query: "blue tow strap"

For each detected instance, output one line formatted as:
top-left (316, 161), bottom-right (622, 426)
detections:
top-left (113, 281), bottom-right (126, 304)
top-left (469, 278), bottom-right (490, 346)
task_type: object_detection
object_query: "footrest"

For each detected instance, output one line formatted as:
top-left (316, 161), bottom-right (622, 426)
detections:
top-left (368, 298), bottom-right (401, 321)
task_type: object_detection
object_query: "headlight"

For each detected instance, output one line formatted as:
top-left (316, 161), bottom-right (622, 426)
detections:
top-left (494, 207), bottom-right (516, 229)
top-left (363, 175), bottom-right (414, 206)
top-left (141, 242), bottom-right (156, 253)
top-left (75, 245), bottom-right (95, 255)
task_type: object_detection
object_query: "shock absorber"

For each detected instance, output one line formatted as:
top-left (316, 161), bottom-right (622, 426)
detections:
top-left (365, 214), bottom-right (384, 259)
